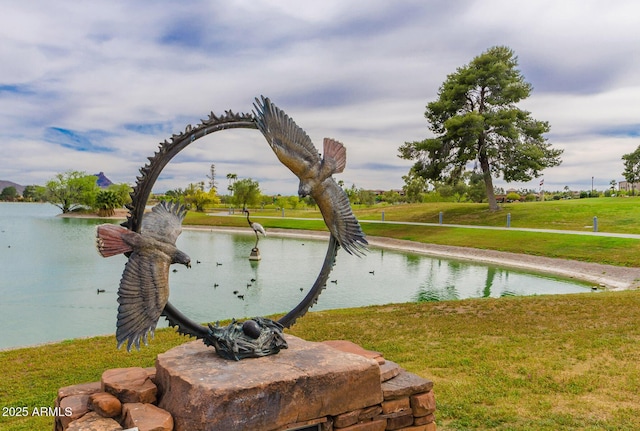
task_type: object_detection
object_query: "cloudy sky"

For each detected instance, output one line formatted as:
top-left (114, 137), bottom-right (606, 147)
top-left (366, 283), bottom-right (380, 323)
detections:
top-left (1, 0), bottom-right (639, 195)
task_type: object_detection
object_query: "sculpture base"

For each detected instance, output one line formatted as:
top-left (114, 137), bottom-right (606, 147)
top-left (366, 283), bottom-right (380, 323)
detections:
top-left (249, 247), bottom-right (261, 260)
top-left (54, 337), bottom-right (437, 431)
top-left (155, 335), bottom-right (383, 430)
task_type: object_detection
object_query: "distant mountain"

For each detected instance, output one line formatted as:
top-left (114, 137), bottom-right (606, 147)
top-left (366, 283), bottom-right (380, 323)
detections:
top-left (94, 172), bottom-right (113, 188)
top-left (0, 173), bottom-right (113, 196)
top-left (0, 180), bottom-right (25, 195)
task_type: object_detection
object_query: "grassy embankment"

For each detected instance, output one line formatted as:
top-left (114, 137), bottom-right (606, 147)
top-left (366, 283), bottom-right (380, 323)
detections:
top-left (2, 197), bottom-right (640, 430)
top-left (3, 292), bottom-right (640, 431)
top-left (189, 197), bottom-right (640, 266)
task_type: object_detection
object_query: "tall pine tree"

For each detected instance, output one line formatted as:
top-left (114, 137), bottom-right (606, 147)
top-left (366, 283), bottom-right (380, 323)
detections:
top-left (399, 46), bottom-right (562, 210)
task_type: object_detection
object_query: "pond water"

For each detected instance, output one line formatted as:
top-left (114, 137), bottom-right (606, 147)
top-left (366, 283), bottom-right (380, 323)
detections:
top-left (0, 203), bottom-right (593, 350)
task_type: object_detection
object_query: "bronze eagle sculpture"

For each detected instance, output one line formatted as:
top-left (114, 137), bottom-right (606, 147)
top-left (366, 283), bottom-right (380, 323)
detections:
top-left (96, 201), bottom-right (191, 351)
top-left (253, 96), bottom-right (368, 256)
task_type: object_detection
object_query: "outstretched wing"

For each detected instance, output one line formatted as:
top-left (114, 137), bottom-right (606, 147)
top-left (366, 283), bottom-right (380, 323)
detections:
top-left (313, 178), bottom-right (368, 256)
top-left (116, 248), bottom-right (170, 351)
top-left (253, 96), bottom-right (321, 178)
top-left (142, 201), bottom-right (186, 244)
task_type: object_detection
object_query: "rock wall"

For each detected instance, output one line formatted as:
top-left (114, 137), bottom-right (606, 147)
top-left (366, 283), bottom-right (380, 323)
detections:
top-left (54, 367), bottom-right (172, 431)
top-left (54, 337), bottom-right (436, 431)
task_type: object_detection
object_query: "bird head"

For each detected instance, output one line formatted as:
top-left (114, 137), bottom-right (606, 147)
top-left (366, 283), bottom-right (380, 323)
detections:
top-left (173, 249), bottom-right (191, 268)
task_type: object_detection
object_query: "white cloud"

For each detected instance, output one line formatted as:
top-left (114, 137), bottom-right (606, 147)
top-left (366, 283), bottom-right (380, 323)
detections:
top-left (1, 0), bottom-right (639, 195)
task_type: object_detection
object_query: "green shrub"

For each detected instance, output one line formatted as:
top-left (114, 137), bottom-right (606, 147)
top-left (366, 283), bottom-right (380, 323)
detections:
top-left (506, 192), bottom-right (521, 201)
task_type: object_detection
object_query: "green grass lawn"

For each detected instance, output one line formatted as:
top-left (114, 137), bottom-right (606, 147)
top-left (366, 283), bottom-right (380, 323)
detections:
top-left (209, 196), bottom-right (640, 234)
top-left (2, 291), bottom-right (640, 431)
top-left (353, 197), bottom-right (640, 233)
top-left (288, 291), bottom-right (640, 430)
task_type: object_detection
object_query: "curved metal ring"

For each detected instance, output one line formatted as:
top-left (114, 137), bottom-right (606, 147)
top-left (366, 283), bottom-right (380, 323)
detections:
top-left (124, 107), bottom-right (339, 342)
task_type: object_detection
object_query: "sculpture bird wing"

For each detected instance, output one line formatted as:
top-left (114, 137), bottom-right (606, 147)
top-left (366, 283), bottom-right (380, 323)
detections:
top-left (96, 201), bottom-right (190, 351)
top-left (253, 96), bottom-right (321, 177)
top-left (313, 178), bottom-right (368, 256)
top-left (116, 244), bottom-right (171, 351)
top-left (141, 201), bottom-right (186, 244)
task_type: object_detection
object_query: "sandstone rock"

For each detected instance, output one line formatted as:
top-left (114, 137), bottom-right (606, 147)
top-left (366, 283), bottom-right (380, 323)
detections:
top-left (275, 417), bottom-right (328, 430)
top-left (122, 403), bottom-right (173, 431)
top-left (156, 336), bottom-right (383, 431)
top-left (381, 371), bottom-right (433, 400)
top-left (89, 392), bottom-right (122, 418)
top-left (102, 367), bottom-right (157, 404)
top-left (398, 425), bottom-right (435, 431)
top-left (336, 419), bottom-right (387, 431)
top-left (382, 410), bottom-right (414, 430)
top-left (145, 367), bottom-right (157, 383)
top-left (66, 411), bottom-right (122, 431)
top-left (414, 413), bottom-right (436, 425)
top-left (58, 381), bottom-right (101, 399)
top-left (59, 394), bottom-right (90, 428)
top-left (333, 410), bottom-right (361, 428)
top-left (411, 391), bottom-right (436, 417)
top-left (379, 360), bottom-right (401, 382)
top-left (358, 405), bottom-right (382, 421)
top-left (321, 340), bottom-right (385, 364)
top-left (381, 397), bottom-right (410, 414)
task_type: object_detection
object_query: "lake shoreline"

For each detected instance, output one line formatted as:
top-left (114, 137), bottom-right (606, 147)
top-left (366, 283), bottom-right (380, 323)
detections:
top-left (183, 225), bottom-right (640, 291)
top-left (60, 211), bottom-right (640, 291)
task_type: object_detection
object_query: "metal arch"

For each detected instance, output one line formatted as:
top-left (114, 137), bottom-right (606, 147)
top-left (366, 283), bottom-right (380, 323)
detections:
top-left (125, 105), bottom-right (341, 344)
top-left (124, 110), bottom-right (256, 233)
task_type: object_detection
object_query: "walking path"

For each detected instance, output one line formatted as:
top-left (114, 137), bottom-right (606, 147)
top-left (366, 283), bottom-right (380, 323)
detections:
top-left (217, 212), bottom-right (640, 239)
top-left (362, 219), bottom-right (640, 239)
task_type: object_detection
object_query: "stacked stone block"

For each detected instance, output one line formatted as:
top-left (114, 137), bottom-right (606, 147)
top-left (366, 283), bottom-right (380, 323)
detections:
top-left (324, 341), bottom-right (436, 431)
top-left (54, 336), bottom-right (436, 431)
top-left (54, 367), bottom-right (173, 431)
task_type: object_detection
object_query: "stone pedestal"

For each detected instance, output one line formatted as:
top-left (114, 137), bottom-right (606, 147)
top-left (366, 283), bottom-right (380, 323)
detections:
top-left (155, 335), bottom-right (383, 431)
top-left (54, 337), bottom-right (436, 431)
top-left (249, 247), bottom-right (261, 260)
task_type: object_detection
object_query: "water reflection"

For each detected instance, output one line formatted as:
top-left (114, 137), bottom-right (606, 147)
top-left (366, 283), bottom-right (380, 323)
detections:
top-left (413, 258), bottom-right (576, 303)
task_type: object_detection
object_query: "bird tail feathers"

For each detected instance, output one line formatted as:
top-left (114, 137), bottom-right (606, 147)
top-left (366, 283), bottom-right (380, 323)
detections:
top-left (323, 138), bottom-right (346, 174)
top-left (96, 224), bottom-right (133, 257)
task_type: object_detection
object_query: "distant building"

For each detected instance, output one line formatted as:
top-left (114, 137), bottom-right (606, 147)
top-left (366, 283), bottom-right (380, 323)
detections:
top-left (368, 189), bottom-right (405, 196)
top-left (618, 181), bottom-right (640, 192)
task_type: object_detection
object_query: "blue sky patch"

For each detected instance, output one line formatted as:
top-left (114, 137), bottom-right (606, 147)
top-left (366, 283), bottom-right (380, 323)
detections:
top-left (281, 85), bottom-right (361, 109)
top-left (160, 22), bottom-right (206, 48)
top-left (0, 84), bottom-right (34, 95)
top-left (358, 162), bottom-right (406, 171)
top-left (124, 122), bottom-right (173, 135)
top-left (598, 124), bottom-right (640, 138)
top-left (45, 127), bottom-right (114, 153)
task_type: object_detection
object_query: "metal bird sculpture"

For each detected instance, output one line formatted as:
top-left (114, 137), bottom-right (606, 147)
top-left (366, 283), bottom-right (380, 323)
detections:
top-left (243, 208), bottom-right (266, 248)
top-left (96, 201), bottom-right (191, 351)
top-left (253, 96), bottom-right (367, 255)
